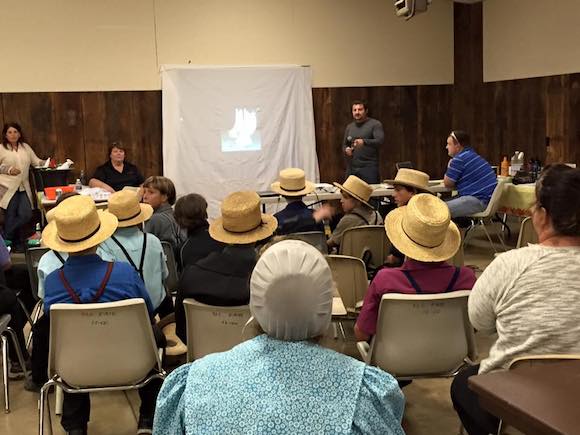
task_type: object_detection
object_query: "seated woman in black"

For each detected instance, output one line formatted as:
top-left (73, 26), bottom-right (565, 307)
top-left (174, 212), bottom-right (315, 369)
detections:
top-left (89, 142), bottom-right (144, 192)
top-left (175, 193), bottom-right (224, 269)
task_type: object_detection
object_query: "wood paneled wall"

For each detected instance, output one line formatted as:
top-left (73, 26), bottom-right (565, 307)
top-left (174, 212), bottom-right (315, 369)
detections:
top-left (0, 91), bottom-right (162, 182)
top-left (0, 3), bottom-right (577, 192)
top-left (453, 3), bottom-right (579, 168)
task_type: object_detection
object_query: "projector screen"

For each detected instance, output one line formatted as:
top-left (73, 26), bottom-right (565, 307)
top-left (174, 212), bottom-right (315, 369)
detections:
top-left (162, 65), bottom-right (319, 218)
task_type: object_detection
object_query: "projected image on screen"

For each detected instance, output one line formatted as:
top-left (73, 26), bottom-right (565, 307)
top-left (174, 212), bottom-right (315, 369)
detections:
top-left (221, 107), bottom-right (262, 152)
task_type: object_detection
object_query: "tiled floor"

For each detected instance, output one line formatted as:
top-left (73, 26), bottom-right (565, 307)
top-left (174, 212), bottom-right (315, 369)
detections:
top-left (1, 225), bottom-right (514, 434)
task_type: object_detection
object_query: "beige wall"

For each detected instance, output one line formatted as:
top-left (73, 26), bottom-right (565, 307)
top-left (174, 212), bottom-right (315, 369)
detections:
top-left (0, 0), bottom-right (453, 91)
top-left (484, 0), bottom-right (580, 82)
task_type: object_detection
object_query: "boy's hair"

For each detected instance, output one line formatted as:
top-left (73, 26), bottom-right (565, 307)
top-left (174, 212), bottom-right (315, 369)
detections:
top-left (143, 176), bottom-right (177, 205)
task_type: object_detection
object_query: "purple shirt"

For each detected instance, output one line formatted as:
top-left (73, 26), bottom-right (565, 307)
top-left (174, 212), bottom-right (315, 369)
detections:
top-left (356, 259), bottom-right (477, 336)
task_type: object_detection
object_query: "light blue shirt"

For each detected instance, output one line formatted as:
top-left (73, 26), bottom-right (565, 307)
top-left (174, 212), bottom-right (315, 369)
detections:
top-left (99, 227), bottom-right (168, 310)
top-left (153, 335), bottom-right (405, 435)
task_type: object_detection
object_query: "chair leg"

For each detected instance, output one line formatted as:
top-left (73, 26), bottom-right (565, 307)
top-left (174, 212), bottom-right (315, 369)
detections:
top-left (39, 380), bottom-right (55, 435)
top-left (332, 323), bottom-right (338, 339)
top-left (461, 221), bottom-right (476, 248)
top-left (55, 386), bottom-right (63, 415)
top-left (6, 328), bottom-right (30, 382)
top-left (338, 322), bottom-right (346, 340)
top-left (496, 419), bottom-right (503, 435)
top-left (26, 301), bottom-right (43, 351)
top-left (1, 335), bottom-right (9, 413)
top-left (480, 220), bottom-right (498, 253)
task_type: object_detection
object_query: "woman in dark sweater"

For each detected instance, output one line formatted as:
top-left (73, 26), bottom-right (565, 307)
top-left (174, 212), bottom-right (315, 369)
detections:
top-left (175, 193), bottom-right (224, 269)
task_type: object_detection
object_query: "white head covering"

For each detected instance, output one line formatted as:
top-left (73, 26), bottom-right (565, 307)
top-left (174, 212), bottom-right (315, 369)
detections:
top-left (250, 240), bottom-right (334, 341)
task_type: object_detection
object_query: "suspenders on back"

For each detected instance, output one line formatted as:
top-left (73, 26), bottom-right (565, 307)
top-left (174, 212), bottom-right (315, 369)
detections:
top-left (58, 262), bottom-right (114, 304)
top-left (350, 210), bottom-right (380, 226)
top-left (402, 266), bottom-right (461, 294)
top-left (110, 233), bottom-right (147, 280)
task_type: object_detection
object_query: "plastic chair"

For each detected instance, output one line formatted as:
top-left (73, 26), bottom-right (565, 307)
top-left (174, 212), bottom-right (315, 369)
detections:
top-left (1, 314), bottom-right (30, 413)
top-left (24, 247), bottom-right (50, 348)
top-left (516, 217), bottom-right (538, 248)
top-left (357, 291), bottom-right (476, 380)
top-left (339, 225), bottom-right (391, 271)
top-left (464, 180), bottom-right (508, 253)
top-left (161, 241), bottom-right (179, 295)
top-left (39, 299), bottom-right (166, 435)
top-left (325, 255), bottom-right (368, 313)
top-left (183, 299), bottom-right (251, 362)
top-left (287, 231), bottom-right (328, 254)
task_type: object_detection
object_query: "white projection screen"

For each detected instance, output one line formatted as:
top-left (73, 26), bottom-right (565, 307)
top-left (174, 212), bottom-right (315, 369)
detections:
top-left (162, 65), bottom-right (319, 218)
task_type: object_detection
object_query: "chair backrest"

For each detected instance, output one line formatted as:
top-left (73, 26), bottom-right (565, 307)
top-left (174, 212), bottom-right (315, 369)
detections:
top-left (516, 217), bottom-right (538, 248)
top-left (288, 231), bottom-right (328, 254)
top-left (449, 243), bottom-right (464, 267)
top-left (369, 291), bottom-right (475, 377)
top-left (0, 314), bottom-right (10, 333)
top-left (339, 225), bottom-right (391, 269)
top-left (183, 298), bottom-right (251, 362)
top-left (48, 299), bottom-right (161, 388)
top-left (25, 246), bottom-right (50, 300)
top-left (161, 241), bottom-right (179, 294)
top-left (325, 255), bottom-right (368, 311)
top-left (395, 161), bottom-right (413, 170)
top-left (474, 179), bottom-right (507, 218)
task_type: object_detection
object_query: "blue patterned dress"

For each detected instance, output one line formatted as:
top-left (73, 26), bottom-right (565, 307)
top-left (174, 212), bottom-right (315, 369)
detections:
top-left (153, 335), bottom-right (405, 434)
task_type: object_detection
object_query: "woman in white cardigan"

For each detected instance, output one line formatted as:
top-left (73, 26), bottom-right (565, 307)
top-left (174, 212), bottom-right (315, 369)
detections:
top-left (0, 123), bottom-right (47, 250)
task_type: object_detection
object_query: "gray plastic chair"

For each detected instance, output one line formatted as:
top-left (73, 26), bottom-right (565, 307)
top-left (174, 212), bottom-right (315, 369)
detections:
top-left (287, 231), bottom-right (328, 254)
top-left (39, 299), bottom-right (166, 434)
top-left (161, 241), bottom-right (179, 295)
top-left (357, 291), bottom-right (476, 380)
top-left (183, 298), bottom-right (251, 362)
top-left (1, 314), bottom-right (30, 413)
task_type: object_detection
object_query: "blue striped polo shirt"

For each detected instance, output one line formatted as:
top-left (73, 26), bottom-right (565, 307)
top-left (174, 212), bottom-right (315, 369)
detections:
top-left (445, 147), bottom-right (497, 203)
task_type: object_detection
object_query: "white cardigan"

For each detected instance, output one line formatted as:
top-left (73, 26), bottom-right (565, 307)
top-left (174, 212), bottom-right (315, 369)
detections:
top-left (0, 143), bottom-right (45, 209)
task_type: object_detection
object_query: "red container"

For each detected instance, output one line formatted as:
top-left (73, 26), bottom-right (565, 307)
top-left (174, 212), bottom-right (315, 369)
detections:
top-left (44, 185), bottom-right (74, 200)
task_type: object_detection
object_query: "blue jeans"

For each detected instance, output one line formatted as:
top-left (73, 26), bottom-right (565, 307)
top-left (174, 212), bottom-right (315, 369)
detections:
top-left (446, 195), bottom-right (486, 218)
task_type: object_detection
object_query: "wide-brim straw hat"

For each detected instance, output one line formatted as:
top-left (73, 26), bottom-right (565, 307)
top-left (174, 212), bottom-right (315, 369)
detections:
top-left (333, 175), bottom-right (374, 208)
top-left (383, 168), bottom-right (433, 194)
top-left (271, 168), bottom-right (315, 197)
top-left (385, 193), bottom-right (460, 262)
top-left (42, 195), bottom-right (118, 253)
top-left (107, 190), bottom-right (153, 228)
top-left (209, 191), bottom-right (278, 244)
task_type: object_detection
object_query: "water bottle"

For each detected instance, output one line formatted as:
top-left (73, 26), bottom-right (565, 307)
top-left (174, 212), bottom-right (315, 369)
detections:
top-left (75, 178), bottom-right (82, 192)
top-left (509, 152), bottom-right (518, 176)
top-left (80, 169), bottom-right (87, 186)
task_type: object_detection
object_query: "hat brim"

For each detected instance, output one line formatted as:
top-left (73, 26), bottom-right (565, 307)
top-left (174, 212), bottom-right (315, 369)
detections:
top-left (333, 182), bottom-right (374, 209)
top-left (383, 180), bottom-right (433, 194)
top-left (270, 180), bottom-right (315, 197)
top-left (116, 203), bottom-right (154, 228)
top-left (385, 207), bottom-right (460, 262)
top-left (209, 214), bottom-right (278, 244)
top-left (42, 210), bottom-right (118, 253)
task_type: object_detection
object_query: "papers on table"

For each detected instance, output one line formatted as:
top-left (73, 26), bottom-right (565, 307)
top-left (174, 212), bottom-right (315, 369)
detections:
top-left (78, 187), bottom-right (110, 202)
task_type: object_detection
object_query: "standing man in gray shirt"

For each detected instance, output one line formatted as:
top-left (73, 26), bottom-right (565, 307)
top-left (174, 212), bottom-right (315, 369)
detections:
top-left (342, 100), bottom-right (385, 184)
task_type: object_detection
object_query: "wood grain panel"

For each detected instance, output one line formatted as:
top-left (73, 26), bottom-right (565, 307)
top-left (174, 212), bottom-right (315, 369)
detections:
top-left (130, 91), bottom-right (162, 178)
top-left (53, 93), bottom-right (85, 179)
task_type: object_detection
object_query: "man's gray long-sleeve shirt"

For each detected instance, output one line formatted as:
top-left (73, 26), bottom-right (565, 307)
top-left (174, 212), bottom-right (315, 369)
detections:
top-left (342, 118), bottom-right (384, 170)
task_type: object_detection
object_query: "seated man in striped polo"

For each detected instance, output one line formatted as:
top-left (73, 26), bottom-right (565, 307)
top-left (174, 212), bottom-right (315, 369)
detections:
top-left (443, 130), bottom-right (497, 218)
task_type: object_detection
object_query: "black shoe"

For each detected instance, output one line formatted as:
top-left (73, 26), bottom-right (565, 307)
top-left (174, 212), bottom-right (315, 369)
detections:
top-left (24, 378), bottom-right (42, 393)
top-left (67, 427), bottom-right (87, 435)
top-left (137, 414), bottom-right (153, 434)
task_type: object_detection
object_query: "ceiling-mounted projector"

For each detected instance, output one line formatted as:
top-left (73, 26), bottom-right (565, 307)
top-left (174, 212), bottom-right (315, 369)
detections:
top-left (394, 0), bottom-right (432, 20)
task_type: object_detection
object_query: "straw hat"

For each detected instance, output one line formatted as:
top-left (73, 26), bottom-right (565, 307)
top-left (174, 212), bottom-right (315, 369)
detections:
top-left (270, 168), bottom-right (315, 197)
top-left (384, 168), bottom-right (432, 193)
top-left (42, 195), bottom-right (118, 253)
top-left (250, 240), bottom-right (334, 341)
top-left (209, 191), bottom-right (278, 244)
top-left (333, 175), bottom-right (374, 208)
top-left (385, 193), bottom-right (460, 262)
top-left (107, 190), bottom-right (153, 228)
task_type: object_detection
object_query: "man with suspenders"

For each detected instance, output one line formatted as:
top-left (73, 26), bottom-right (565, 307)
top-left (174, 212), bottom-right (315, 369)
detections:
top-left (354, 194), bottom-right (477, 343)
top-left (32, 195), bottom-right (161, 435)
top-left (100, 190), bottom-right (170, 317)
